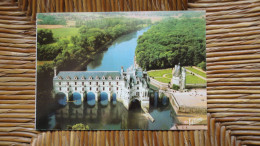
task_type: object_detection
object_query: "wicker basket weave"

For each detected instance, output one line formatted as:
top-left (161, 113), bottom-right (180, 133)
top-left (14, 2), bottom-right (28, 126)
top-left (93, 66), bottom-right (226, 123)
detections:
top-left (0, 0), bottom-right (260, 145)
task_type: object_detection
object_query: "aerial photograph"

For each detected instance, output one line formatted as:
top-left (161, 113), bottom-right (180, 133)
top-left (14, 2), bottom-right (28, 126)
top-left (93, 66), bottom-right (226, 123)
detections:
top-left (36, 11), bottom-right (206, 130)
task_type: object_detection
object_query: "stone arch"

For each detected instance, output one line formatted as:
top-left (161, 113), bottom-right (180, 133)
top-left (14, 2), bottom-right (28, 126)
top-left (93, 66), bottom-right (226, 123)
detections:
top-left (100, 92), bottom-right (109, 105)
top-left (129, 98), bottom-right (142, 110)
top-left (55, 92), bottom-right (67, 106)
top-left (87, 92), bottom-right (96, 106)
top-left (112, 93), bottom-right (117, 103)
top-left (72, 92), bottom-right (82, 105)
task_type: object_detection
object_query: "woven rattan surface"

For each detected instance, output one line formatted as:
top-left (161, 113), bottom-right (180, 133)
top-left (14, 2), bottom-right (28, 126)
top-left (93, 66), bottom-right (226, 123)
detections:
top-left (0, 0), bottom-right (260, 145)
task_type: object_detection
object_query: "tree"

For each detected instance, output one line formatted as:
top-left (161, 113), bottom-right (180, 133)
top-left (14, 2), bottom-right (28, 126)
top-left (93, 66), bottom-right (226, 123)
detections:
top-left (197, 61), bottom-right (206, 71)
top-left (37, 29), bottom-right (55, 45)
top-left (72, 123), bottom-right (90, 130)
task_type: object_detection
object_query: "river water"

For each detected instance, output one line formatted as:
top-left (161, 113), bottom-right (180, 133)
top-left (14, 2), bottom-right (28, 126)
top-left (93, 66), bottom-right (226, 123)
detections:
top-left (41, 27), bottom-right (178, 130)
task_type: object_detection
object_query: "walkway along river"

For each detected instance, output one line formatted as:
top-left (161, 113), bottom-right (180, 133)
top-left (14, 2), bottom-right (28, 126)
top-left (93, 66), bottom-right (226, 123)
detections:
top-left (40, 27), bottom-right (179, 130)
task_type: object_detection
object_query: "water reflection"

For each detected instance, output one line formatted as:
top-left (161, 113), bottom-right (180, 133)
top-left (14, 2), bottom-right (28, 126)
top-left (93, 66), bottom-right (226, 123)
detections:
top-left (49, 91), bottom-right (178, 130)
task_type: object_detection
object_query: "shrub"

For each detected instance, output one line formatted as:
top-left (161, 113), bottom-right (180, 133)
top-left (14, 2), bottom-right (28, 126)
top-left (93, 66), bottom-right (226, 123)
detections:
top-left (197, 61), bottom-right (206, 71)
top-left (172, 84), bottom-right (180, 90)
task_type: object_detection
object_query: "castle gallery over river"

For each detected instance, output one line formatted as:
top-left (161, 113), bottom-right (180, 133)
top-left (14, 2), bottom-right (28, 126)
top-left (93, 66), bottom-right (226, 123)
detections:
top-left (53, 65), bottom-right (150, 110)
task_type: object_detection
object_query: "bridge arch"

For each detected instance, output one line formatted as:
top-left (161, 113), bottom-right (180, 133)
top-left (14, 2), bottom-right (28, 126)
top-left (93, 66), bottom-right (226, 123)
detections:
top-left (129, 98), bottom-right (142, 110)
top-left (100, 92), bottom-right (109, 106)
top-left (55, 92), bottom-right (67, 106)
top-left (87, 92), bottom-right (96, 106)
top-left (112, 93), bottom-right (117, 104)
top-left (72, 92), bottom-right (82, 105)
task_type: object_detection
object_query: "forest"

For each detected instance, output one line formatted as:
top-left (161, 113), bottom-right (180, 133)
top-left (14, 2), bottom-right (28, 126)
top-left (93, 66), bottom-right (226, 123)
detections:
top-left (135, 18), bottom-right (206, 70)
top-left (37, 17), bottom-right (149, 71)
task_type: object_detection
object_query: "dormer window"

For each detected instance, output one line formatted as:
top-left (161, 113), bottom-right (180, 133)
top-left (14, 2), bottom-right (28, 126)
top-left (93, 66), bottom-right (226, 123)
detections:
top-left (96, 76), bottom-right (99, 80)
top-left (108, 76), bottom-right (112, 80)
top-left (81, 76), bottom-right (85, 80)
top-left (89, 76), bottom-right (92, 80)
top-left (58, 76), bottom-right (63, 80)
top-left (116, 76), bottom-right (119, 80)
top-left (102, 76), bottom-right (105, 80)
top-left (66, 76), bottom-right (70, 80)
top-left (74, 76), bottom-right (78, 80)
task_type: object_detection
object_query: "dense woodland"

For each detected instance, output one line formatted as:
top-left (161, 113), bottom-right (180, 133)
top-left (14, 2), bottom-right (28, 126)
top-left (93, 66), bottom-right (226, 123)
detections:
top-left (37, 17), bottom-right (149, 71)
top-left (135, 18), bottom-right (206, 70)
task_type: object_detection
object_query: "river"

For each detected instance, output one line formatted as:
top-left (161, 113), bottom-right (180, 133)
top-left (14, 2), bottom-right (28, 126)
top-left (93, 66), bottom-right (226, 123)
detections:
top-left (39, 27), bottom-right (178, 130)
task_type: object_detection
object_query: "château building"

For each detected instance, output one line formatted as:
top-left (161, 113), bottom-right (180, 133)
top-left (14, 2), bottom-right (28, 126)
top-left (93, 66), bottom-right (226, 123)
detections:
top-left (171, 63), bottom-right (186, 90)
top-left (53, 65), bottom-right (150, 110)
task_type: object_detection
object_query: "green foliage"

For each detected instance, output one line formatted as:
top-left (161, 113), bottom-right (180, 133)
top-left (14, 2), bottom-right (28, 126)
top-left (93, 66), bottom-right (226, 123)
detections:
top-left (186, 67), bottom-right (206, 78)
top-left (135, 18), bottom-right (206, 70)
top-left (37, 14), bottom-right (66, 25)
top-left (72, 123), bottom-right (90, 130)
top-left (37, 63), bottom-right (54, 91)
top-left (37, 29), bottom-right (55, 45)
top-left (37, 40), bottom-right (69, 61)
top-left (159, 92), bottom-right (165, 99)
top-left (172, 84), bottom-right (180, 90)
top-left (53, 18), bottom-right (148, 71)
top-left (197, 61), bottom-right (206, 71)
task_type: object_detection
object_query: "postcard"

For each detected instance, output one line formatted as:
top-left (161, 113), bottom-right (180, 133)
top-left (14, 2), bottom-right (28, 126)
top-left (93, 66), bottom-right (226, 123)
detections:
top-left (36, 11), bottom-right (206, 130)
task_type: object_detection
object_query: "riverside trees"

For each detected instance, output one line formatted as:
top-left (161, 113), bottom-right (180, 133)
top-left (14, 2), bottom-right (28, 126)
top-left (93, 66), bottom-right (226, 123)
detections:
top-left (135, 18), bottom-right (206, 71)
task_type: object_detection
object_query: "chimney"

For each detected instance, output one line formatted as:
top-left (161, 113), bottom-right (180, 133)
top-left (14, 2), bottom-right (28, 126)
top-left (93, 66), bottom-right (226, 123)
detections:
top-left (121, 66), bottom-right (124, 76)
top-left (54, 67), bottom-right (57, 77)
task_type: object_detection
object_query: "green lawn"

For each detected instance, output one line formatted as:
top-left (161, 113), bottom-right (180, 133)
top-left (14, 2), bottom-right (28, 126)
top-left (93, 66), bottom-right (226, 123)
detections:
top-left (148, 69), bottom-right (172, 83)
top-left (38, 27), bottom-right (79, 40)
top-left (153, 77), bottom-right (171, 83)
top-left (148, 69), bottom-right (172, 78)
top-left (186, 72), bottom-right (206, 84)
top-left (165, 74), bottom-right (172, 78)
top-left (186, 67), bottom-right (206, 78)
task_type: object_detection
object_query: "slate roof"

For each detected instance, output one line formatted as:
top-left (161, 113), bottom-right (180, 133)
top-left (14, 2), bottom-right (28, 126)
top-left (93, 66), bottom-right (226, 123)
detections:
top-left (54, 71), bottom-right (121, 80)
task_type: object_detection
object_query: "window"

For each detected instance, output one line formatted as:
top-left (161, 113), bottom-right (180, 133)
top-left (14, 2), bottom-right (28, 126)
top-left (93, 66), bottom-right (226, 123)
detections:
top-left (103, 87), bottom-right (105, 91)
top-left (117, 87), bottom-right (118, 90)
top-left (90, 87), bottom-right (92, 91)
top-left (67, 88), bottom-right (69, 91)
top-left (82, 88), bottom-right (84, 91)
top-left (96, 82), bottom-right (98, 85)
top-left (90, 82), bottom-right (91, 85)
top-left (82, 82), bottom-right (84, 85)
top-left (137, 87), bottom-right (139, 90)
top-left (59, 87), bottom-right (61, 91)
top-left (109, 88), bottom-right (111, 91)
top-left (137, 81), bottom-right (139, 84)
top-left (136, 92), bottom-right (139, 96)
top-left (96, 88), bottom-right (98, 91)
top-left (75, 87), bottom-right (77, 91)
top-left (59, 82), bottom-right (61, 85)
top-left (117, 82), bottom-right (118, 85)
top-left (103, 82), bottom-right (104, 85)
top-left (109, 82), bottom-right (111, 85)
top-left (67, 82), bottom-right (69, 85)
top-left (75, 82), bottom-right (77, 85)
